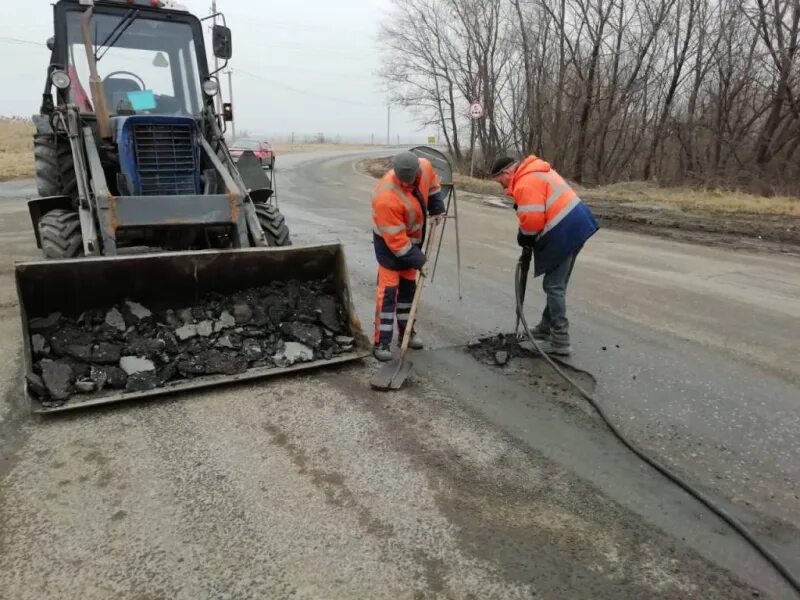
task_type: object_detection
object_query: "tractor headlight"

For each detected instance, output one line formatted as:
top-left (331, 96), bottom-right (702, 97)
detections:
top-left (202, 78), bottom-right (220, 97)
top-left (51, 70), bottom-right (71, 90)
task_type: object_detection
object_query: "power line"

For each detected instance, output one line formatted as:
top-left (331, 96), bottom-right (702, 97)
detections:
top-left (223, 11), bottom-right (376, 38)
top-left (233, 67), bottom-right (381, 108)
top-left (0, 35), bottom-right (384, 108)
top-left (0, 36), bottom-right (47, 48)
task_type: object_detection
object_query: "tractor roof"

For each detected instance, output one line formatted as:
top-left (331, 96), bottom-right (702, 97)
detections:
top-left (61, 0), bottom-right (190, 14)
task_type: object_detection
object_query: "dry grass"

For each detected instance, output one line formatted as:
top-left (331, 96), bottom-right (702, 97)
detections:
top-left (453, 172), bottom-right (505, 196)
top-left (0, 122), bottom-right (373, 181)
top-left (453, 171), bottom-right (800, 216)
top-left (360, 157), bottom-right (507, 196)
top-left (416, 164), bottom-right (800, 216)
top-left (359, 156), bottom-right (392, 179)
top-left (274, 143), bottom-right (371, 155)
top-left (579, 180), bottom-right (800, 216)
top-left (0, 120), bottom-right (34, 181)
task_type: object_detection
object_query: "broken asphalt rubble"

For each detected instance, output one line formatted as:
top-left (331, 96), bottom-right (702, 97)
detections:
top-left (27, 277), bottom-right (354, 408)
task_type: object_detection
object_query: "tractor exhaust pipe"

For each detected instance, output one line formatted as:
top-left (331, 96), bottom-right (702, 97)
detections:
top-left (81, 7), bottom-right (112, 141)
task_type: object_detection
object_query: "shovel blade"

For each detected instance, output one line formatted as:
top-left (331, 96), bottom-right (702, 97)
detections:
top-left (369, 357), bottom-right (414, 391)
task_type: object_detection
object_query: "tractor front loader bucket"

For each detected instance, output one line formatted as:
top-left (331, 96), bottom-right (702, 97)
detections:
top-left (16, 244), bottom-right (369, 413)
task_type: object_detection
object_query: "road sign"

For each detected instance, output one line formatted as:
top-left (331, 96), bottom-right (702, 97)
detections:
top-left (427, 135), bottom-right (436, 144)
top-left (468, 101), bottom-right (483, 120)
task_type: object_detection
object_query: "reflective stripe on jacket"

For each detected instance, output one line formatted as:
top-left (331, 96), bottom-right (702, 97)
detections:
top-left (510, 156), bottom-right (579, 236)
top-left (372, 158), bottom-right (444, 270)
top-left (507, 155), bottom-right (599, 276)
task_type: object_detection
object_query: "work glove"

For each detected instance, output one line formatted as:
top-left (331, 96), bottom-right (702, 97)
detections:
top-left (418, 251), bottom-right (431, 277)
top-left (429, 213), bottom-right (446, 227)
top-left (517, 231), bottom-right (536, 248)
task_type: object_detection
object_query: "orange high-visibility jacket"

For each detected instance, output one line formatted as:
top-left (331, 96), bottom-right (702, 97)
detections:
top-left (417, 158), bottom-right (442, 202)
top-left (372, 158), bottom-right (444, 270)
top-left (509, 156), bottom-right (580, 237)
top-left (507, 155), bottom-right (598, 275)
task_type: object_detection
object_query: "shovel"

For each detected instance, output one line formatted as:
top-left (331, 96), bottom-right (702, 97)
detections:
top-left (370, 218), bottom-right (442, 391)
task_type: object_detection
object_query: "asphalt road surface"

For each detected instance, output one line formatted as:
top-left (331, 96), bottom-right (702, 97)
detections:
top-left (1, 149), bottom-right (799, 599)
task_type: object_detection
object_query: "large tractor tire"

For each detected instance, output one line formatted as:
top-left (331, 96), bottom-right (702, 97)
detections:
top-left (33, 133), bottom-right (77, 199)
top-left (255, 203), bottom-right (291, 247)
top-left (39, 209), bottom-right (83, 259)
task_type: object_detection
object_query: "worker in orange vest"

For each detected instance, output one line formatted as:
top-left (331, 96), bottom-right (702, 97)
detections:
top-left (371, 152), bottom-right (446, 361)
top-left (491, 155), bottom-right (599, 355)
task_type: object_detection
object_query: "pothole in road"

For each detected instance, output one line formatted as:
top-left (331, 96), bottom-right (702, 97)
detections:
top-left (467, 333), bottom-right (597, 417)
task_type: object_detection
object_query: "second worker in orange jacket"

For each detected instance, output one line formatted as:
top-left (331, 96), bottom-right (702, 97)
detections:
top-left (371, 151), bottom-right (446, 361)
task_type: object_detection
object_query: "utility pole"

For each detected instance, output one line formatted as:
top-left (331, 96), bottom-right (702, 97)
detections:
top-left (226, 70), bottom-right (235, 141)
top-left (469, 120), bottom-right (476, 177)
top-left (386, 104), bottom-right (390, 145)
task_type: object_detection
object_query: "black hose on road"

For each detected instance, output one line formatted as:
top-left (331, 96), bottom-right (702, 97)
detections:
top-left (514, 258), bottom-right (800, 597)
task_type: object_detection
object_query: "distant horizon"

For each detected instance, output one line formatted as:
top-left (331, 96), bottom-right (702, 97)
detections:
top-left (0, 0), bottom-right (428, 139)
top-left (0, 115), bottom-right (437, 146)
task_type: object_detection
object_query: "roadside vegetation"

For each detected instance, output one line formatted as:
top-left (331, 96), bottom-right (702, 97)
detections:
top-left (360, 157), bottom-right (800, 217)
top-left (379, 0), bottom-right (800, 198)
top-left (0, 119), bottom-right (370, 181)
top-left (0, 120), bottom-right (34, 182)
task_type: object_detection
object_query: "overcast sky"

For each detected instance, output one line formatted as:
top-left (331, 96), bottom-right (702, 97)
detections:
top-left (0, 0), bottom-right (425, 142)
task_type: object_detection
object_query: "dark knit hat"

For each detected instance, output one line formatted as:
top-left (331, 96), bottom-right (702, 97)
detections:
top-left (490, 156), bottom-right (516, 177)
top-left (393, 151), bottom-right (421, 184)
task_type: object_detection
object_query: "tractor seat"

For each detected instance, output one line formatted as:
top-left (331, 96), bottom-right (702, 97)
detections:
top-left (104, 77), bottom-right (142, 113)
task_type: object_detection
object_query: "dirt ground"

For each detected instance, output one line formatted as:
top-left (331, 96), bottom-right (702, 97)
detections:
top-left (579, 196), bottom-right (800, 254)
top-left (358, 157), bottom-right (800, 254)
top-left (274, 143), bottom-right (372, 155)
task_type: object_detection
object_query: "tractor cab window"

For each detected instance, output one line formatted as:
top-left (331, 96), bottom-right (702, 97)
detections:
top-left (66, 11), bottom-right (204, 117)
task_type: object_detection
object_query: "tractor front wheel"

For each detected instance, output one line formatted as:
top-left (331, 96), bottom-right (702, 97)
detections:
top-left (39, 209), bottom-right (83, 259)
top-left (255, 203), bottom-right (291, 247)
top-left (33, 133), bottom-right (77, 200)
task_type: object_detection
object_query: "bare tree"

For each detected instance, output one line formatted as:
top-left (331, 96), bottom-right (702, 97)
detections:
top-left (378, 0), bottom-right (800, 194)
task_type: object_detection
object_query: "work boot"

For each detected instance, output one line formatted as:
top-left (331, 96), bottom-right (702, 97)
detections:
top-left (373, 343), bottom-right (393, 362)
top-left (400, 330), bottom-right (424, 350)
top-left (535, 340), bottom-right (572, 356)
top-left (529, 324), bottom-right (550, 340)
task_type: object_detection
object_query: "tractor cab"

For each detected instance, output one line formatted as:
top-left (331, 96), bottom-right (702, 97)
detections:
top-left (58, 1), bottom-right (213, 119)
top-left (30, 0), bottom-right (287, 257)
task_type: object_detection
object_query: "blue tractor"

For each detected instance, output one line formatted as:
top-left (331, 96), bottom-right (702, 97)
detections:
top-left (12, 0), bottom-right (373, 412)
top-left (29, 0), bottom-right (289, 257)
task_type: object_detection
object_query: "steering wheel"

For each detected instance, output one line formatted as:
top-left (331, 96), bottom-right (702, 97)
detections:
top-left (104, 70), bottom-right (146, 91)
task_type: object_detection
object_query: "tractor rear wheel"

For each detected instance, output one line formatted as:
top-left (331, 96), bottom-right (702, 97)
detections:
top-left (39, 209), bottom-right (83, 259)
top-left (33, 133), bottom-right (77, 199)
top-left (255, 203), bottom-right (291, 247)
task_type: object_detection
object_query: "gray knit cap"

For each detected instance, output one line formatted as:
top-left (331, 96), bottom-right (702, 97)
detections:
top-left (393, 151), bottom-right (420, 184)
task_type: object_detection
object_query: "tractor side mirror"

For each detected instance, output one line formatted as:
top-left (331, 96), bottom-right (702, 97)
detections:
top-left (212, 25), bottom-right (232, 60)
top-left (222, 102), bottom-right (233, 122)
top-left (46, 37), bottom-right (55, 52)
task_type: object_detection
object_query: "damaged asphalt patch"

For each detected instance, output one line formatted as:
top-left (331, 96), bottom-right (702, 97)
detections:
top-left (468, 333), bottom-right (598, 418)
